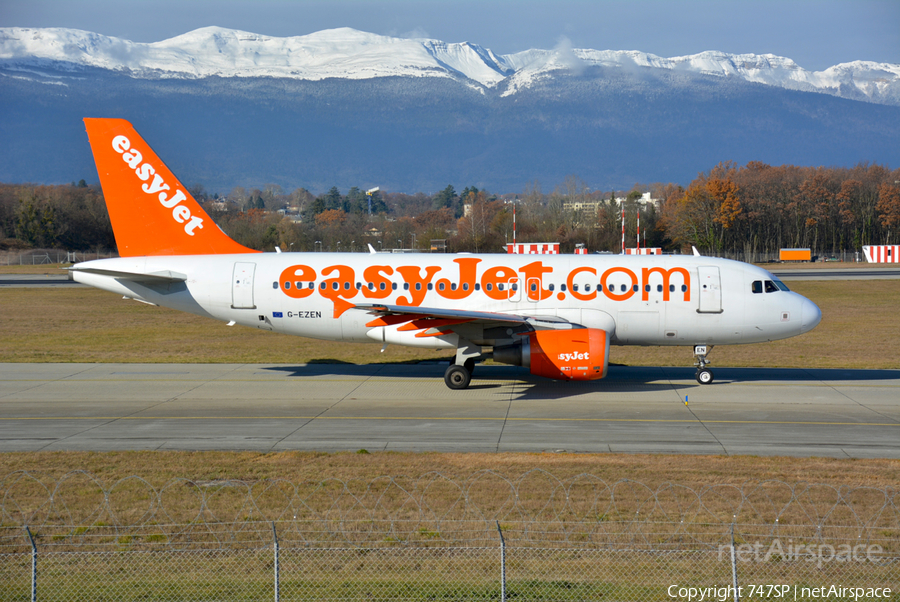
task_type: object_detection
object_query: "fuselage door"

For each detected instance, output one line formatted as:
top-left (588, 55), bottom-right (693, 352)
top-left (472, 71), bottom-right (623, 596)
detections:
top-left (507, 277), bottom-right (521, 302)
top-left (232, 262), bottom-right (257, 309)
top-left (697, 266), bottom-right (722, 314)
top-left (526, 278), bottom-right (541, 303)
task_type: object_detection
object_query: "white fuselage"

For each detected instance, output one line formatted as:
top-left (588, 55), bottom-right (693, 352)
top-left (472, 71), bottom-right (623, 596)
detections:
top-left (72, 252), bottom-right (821, 350)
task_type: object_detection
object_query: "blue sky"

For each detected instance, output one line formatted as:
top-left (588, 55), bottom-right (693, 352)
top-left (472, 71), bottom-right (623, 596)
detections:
top-left (3, 0), bottom-right (898, 71)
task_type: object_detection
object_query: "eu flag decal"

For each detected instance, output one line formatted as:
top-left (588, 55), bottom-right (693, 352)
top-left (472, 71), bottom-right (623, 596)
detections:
top-left (272, 312), bottom-right (283, 318)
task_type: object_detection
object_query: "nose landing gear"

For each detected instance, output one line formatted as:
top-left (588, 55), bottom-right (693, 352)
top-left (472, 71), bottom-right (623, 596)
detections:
top-left (693, 344), bottom-right (714, 384)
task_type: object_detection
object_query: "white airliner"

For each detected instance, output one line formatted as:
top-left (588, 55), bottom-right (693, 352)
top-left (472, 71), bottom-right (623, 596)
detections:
top-left (72, 118), bottom-right (822, 389)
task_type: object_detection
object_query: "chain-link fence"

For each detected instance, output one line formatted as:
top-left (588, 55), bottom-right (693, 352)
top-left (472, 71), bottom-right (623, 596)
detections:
top-left (0, 248), bottom-right (117, 266)
top-left (1, 471), bottom-right (897, 600)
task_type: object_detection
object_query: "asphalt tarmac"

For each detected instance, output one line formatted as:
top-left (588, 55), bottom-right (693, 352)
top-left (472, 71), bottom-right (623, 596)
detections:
top-left (2, 363), bottom-right (898, 457)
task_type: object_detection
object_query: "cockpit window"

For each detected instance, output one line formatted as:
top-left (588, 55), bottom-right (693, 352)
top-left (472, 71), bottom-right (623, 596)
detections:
top-left (752, 280), bottom-right (763, 294)
top-left (773, 279), bottom-right (790, 292)
top-left (764, 280), bottom-right (779, 293)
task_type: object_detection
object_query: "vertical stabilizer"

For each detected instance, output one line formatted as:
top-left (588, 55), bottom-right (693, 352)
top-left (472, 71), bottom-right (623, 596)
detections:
top-left (84, 118), bottom-right (258, 257)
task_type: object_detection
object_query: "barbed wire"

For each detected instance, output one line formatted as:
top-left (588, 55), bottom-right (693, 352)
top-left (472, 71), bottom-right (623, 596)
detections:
top-left (1, 470), bottom-right (897, 552)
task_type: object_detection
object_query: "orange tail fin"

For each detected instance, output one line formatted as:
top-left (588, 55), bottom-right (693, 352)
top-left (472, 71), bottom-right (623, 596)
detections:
top-left (84, 118), bottom-right (258, 257)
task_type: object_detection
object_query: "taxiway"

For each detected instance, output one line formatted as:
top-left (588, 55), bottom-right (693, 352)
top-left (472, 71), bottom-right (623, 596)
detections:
top-left (2, 363), bottom-right (897, 457)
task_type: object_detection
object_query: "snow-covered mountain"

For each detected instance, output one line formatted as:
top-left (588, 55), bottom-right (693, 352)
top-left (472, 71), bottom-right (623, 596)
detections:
top-left (1, 26), bottom-right (898, 192)
top-left (1, 26), bottom-right (899, 106)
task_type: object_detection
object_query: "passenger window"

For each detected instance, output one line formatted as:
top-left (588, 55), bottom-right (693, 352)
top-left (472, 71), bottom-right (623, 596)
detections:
top-left (320, 282), bottom-right (326, 290)
top-left (403, 283), bottom-right (410, 291)
top-left (438, 282), bottom-right (445, 291)
top-left (585, 284), bottom-right (591, 292)
top-left (657, 285), bottom-right (663, 292)
top-left (572, 284), bottom-right (578, 292)
top-left (681, 285), bottom-right (687, 292)
top-left (391, 283), bottom-right (397, 290)
top-left (633, 285), bottom-right (639, 292)
top-left (462, 283), bottom-right (468, 291)
top-left (752, 281), bottom-right (763, 294)
top-left (498, 283), bottom-right (505, 291)
top-left (645, 284), bottom-right (651, 292)
top-left (427, 283), bottom-right (433, 291)
top-left (355, 282), bottom-right (362, 290)
top-left (486, 283), bottom-right (493, 291)
top-left (765, 280), bottom-right (778, 293)
top-left (475, 283), bottom-right (481, 291)
top-left (549, 284), bottom-right (555, 291)
top-left (561, 284), bottom-right (567, 292)
top-left (609, 284), bottom-right (615, 292)
top-left (451, 283), bottom-right (457, 291)
top-left (669, 284), bottom-right (675, 292)
top-left (415, 283), bottom-right (422, 291)
top-left (511, 283), bottom-right (518, 291)
top-left (620, 284), bottom-right (626, 292)
top-left (530, 282), bottom-right (538, 292)
top-left (284, 281), bottom-right (291, 289)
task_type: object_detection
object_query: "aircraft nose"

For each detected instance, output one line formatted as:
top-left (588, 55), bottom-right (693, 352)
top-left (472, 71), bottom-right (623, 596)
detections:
top-left (800, 296), bottom-right (822, 334)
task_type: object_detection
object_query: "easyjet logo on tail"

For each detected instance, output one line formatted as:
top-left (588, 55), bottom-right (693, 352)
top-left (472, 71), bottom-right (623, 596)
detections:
top-left (111, 135), bottom-right (204, 236)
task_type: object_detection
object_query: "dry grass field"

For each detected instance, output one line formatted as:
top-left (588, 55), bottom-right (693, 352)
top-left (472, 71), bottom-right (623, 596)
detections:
top-left (2, 450), bottom-right (898, 487)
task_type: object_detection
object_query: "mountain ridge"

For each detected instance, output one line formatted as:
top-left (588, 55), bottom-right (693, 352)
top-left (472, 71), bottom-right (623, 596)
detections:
top-left (2, 26), bottom-right (899, 105)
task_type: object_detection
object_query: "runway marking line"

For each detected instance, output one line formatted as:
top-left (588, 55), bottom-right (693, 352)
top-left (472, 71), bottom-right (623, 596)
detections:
top-left (2, 416), bottom-right (898, 427)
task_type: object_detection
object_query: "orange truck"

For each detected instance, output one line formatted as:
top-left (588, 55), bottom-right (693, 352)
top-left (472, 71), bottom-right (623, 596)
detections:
top-left (780, 248), bottom-right (812, 262)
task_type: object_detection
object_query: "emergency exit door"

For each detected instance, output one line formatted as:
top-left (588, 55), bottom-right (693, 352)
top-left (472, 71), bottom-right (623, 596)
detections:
top-left (232, 262), bottom-right (256, 309)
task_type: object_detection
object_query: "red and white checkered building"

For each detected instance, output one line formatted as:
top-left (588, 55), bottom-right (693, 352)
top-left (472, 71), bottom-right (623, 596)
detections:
top-left (863, 245), bottom-right (900, 263)
top-left (624, 248), bottom-right (662, 255)
top-left (506, 243), bottom-right (560, 254)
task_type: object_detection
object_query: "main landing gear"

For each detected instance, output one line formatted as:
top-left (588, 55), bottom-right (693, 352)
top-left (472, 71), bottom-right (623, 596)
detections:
top-left (693, 344), bottom-right (714, 385)
top-left (444, 364), bottom-right (471, 389)
top-left (444, 339), bottom-right (481, 390)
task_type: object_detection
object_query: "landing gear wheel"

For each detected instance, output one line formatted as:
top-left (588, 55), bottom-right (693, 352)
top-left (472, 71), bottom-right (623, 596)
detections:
top-left (463, 358), bottom-right (475, 374)
top-left (444, 364), bottom-right (472, 390)
top-left (696, 368), bottom-right (714, 385)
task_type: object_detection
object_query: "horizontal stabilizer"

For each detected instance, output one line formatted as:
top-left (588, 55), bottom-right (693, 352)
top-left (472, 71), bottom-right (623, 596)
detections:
top-left (69, 267), bottom-right (187, 283)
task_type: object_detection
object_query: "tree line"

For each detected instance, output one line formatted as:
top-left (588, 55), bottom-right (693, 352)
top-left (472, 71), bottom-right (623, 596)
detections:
top-left (2, 161), bottom-right (897, 257)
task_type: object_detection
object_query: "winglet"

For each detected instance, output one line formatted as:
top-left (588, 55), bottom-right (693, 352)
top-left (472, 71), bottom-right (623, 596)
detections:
top-left (83, 118), bottom-right (259, 257)
top-left (692, 246), bottom-right (702, 257)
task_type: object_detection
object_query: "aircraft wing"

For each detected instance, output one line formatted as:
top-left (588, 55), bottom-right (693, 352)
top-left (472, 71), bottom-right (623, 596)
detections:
top-left (352, 303), bottom-right (575, 331)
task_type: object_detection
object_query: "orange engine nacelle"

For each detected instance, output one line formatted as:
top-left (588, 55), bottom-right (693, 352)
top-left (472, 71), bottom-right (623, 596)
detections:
top-left (493, 328), bottom-right (610, 381)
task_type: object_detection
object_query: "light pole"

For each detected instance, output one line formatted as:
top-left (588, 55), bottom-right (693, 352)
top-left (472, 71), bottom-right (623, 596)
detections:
top-left (378, 240), bottom-right (383, 251)
top-left (337, 241), bottom-right (342, 253)
top-left (315, 240), bottom-right (322, 252)
top-left (351, 240), bottom-right (355, 253)
top-left (397, 239), bottom-right (402, 251)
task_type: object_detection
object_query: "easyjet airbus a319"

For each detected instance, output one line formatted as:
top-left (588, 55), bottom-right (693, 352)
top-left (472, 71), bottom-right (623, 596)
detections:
top-left (72, 119), bottom-right (821, 389)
